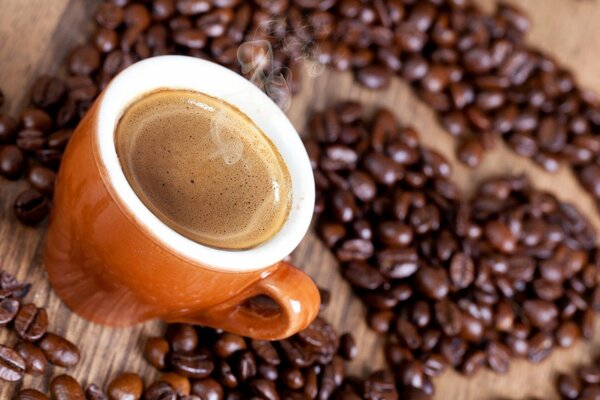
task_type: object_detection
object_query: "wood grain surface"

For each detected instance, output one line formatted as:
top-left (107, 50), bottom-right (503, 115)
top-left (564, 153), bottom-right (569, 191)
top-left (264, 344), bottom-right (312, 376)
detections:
top-left (2, 0), bottom-right (600, 398)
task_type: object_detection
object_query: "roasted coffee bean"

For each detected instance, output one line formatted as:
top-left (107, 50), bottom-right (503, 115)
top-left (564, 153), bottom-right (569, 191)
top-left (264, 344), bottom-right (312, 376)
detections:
top-left (39, 333), bottom-right (80, 367)
top-left (170, 352), bottom-right (214, 379)
top-left (0, 345), bottom-right (25, 382)
top-left (16, 389), bottom-right (49, 400)
top-left (21, 108), bottom-right (52, 133)
top-left (144, 337), bottom-right (170, 369)
top-left (15, 341), bottom-right (47, 376)
top-left (248, 378), bottom-right (278, 400)
top-left (50, 374), bottom-right (85, 400)
top-left (28, 166), bottom-right (56, 196)
top-left (338, 333), bottom-right (357, 361)
top-left (457, 137), bottom-right (483, 168)
top-left (144, 382), bottom-right (176, 400)
top-left (190, 378), bottom-right (223, 399)
top-left (31, 76), bottom-right (66, 108)
top-left (14, 304), bottom-right (48, 341)
top-left (0, 297), bottom-right (19, 325)
top-left (558, 373), bottom-right (581, 399)
top-left (0, 145), bottom-right (25, 179)
top-left (96, 2), bottom-right (124, 29)
top-left (213, 333), bottom-right (247, 359)
top-left (17, 129), bottom-right (46, 152)
top-left (356, 66), bottom-right (391, 90)
top-left (108, 372), bottom-right (143, 400)
top-left (85, 384), bottom-right (107, 400)
top-left (0, 114), bottom-right (17, 142)
top-left (159, 372), bottom-right (190, 397)
top-left (167, 324), bottom-right (198, 353)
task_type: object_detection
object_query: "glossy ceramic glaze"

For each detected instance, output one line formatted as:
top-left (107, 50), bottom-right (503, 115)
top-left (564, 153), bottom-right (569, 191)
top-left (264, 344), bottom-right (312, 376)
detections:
top-left (43, 57), bottom-right (319, 340)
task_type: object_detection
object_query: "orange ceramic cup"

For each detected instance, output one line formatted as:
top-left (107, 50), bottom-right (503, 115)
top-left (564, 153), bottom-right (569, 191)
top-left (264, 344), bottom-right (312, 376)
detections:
top-left (43, 56), bottom-right (319, 340)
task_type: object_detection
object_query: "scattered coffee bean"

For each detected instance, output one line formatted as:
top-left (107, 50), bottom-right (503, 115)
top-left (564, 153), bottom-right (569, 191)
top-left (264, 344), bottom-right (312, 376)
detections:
top-left (16, 389), bottom-right (49, 400)
top-left (39, 333), bottom-right (80, 368)
top-left (107, 372), bottom-right (143, 400)
top-left (0, 145), bottom-right (26, 179)
top-left (15, 341), bottom-right (48, 376)
top-left (13, 189), bottom-right (50, 225)
top-left (144, 337), bottom-right (169, 370)
top-left (0, 345), bottom-right (26, 382)
top-left (14, 303), bottom-right (48, 342)
top-left (50, 374), bottom-right (85, 400)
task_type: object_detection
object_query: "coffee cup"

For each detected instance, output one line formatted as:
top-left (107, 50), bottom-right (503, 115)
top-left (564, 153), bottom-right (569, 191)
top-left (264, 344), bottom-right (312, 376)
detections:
top-left (43, 55), bottom-right (319, 340)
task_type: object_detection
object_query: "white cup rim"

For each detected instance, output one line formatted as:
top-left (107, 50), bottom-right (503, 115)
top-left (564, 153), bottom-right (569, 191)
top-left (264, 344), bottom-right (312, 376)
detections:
top-left (96, 55), bottom-right (315, 272)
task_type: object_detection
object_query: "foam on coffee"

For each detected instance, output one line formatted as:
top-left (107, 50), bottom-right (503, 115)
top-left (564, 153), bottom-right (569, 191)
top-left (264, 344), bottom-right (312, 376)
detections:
top-left (115, 89), bottom-right (292, 250)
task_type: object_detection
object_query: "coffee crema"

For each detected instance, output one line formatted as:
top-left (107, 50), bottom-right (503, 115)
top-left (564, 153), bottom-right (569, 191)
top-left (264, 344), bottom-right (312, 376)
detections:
top-left (115, 89), bottom-right (292, 250)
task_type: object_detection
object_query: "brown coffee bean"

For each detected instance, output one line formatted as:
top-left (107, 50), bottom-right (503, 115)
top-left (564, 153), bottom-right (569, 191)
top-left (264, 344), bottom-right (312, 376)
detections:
top-left (158, 372), bottom-right (190, 397)
top-left (170, 352), bottom-right (214, 379)
top-left (96, 2), bottom-right (124, 29)
top-left (0, 145), bottom-right (26, 179)
top-left (14, 304), bottom-right (48, 342)
top-left (484, 220), bottom-right (516, 253)
top-left (16, 389), bottom-right (49, 400)
top-left (0, 297), bottom-right (19, 325)
top-left (22, 108), bottom-right (52, 133)
top-left (558, 373), bottom-right (581, 399)
top-left (31, 76), bottom-right (66, 108)
top-left (108, 372), bottom-right (143, 400)
top-left (144, 337), bottom-right (169, 369)
top-left (51, 374), bottom-right (85, 400)
top-left (69, 45), bottom-right (101, 75)
top-left (457, 137), bottom-right (483, 168)
top-left (0, 345), bottom-right (25, 382)
top-left (85, 384), bottom-right (106, 400)
top-left (356, 65), bottom-right (391, 90)
top-left (173, 29), bottom-right (207, 49)
top-left (248, 340), bottom-right (279, 367)
top-left (527, 332), bottom-right (553, 363)
top-left (39, 333), bottom-right (80, 367)
top-left (486, 341), bottom-right (511, 374)
top-left (144, 382), bottom-right (176, 400)
top-left (523, 299), bottom-right (558, 330)
top-left (28, 166), bottom-right (56, 196)
top-left (338, 333), bottom-right (357, 361)
top-left (415, 265), bottom-right (449, 300)
top-left (0, 114), bottom-right (17, 142)
top-left (461, 350), bottom-right (486, 377)
top-left (15, 341), bottom-right (47, 376)
top-left (213, 333), bottom-right (247, 359)
top-left (17, 129), bottom-right (47, 152)
top-left (167, 324), bottom-right (198, 353)
top-left (190, 378), bottom-right (223, 399)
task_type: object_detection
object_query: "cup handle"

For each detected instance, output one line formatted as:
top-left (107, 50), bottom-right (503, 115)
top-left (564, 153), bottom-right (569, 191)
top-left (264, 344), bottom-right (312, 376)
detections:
top-left (175, 262), bottom-right (320, 340)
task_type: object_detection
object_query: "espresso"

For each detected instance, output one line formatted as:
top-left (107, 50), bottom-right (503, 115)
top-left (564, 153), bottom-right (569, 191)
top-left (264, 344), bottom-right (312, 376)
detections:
top-left (115, 89), bottom-right (292, 250)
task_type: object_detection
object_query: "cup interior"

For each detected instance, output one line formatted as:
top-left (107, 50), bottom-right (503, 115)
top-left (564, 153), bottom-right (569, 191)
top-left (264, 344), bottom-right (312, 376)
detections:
top-left (96, 56), bottom-right (315, 272)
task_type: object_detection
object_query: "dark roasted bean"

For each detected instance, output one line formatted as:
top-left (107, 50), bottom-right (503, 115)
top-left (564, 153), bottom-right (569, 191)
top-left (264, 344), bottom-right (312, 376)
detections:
top-left (16, 389), bottom-right (49, 400)
top-left (14, 304), bottom-right (47, 341)
top-left (108, 372), bottom-right (143, 400)
top-left (0, 345), bottom-right (25, 382)
top-left (15, 341), bottom-right (47, 376)
top-left (39, 333), bottom-right (80, 367)
top-left (50, 375), bottom-right (85, 400)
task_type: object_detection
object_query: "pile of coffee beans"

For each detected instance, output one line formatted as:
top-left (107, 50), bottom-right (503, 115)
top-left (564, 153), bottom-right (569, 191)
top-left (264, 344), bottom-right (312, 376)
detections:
top-left (557, 356), bottom-right (600, 399)
top-left (4, 267), bottom-right (398, 399)
top-left (4, 0), bottom-right (600, 224)
top-left (0, 270), bottom-right (80, 384)
top-left (306, 101), bottom-right (600, 396)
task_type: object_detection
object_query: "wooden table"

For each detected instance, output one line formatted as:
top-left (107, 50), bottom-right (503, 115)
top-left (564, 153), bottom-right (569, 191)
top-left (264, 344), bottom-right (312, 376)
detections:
top-left (2, 0), bottom-right (600, 398)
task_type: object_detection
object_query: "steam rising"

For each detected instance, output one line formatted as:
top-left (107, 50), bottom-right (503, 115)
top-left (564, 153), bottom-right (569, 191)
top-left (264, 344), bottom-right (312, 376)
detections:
top-left (209, 108), bottom-right (244, 165)
top-left (208, 18), bottom-right (326, 165)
